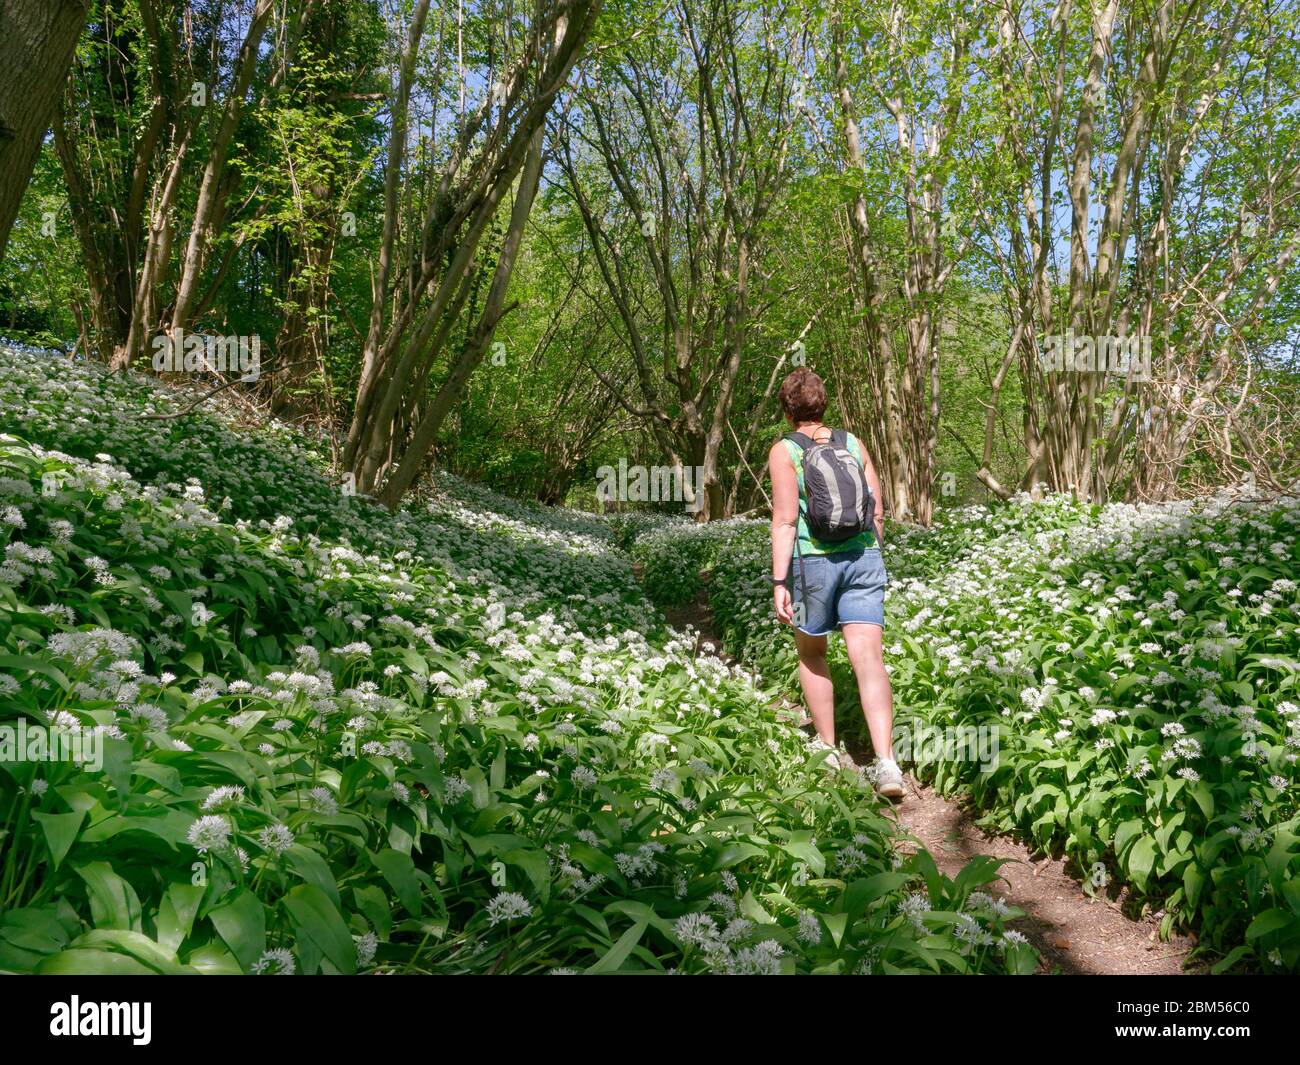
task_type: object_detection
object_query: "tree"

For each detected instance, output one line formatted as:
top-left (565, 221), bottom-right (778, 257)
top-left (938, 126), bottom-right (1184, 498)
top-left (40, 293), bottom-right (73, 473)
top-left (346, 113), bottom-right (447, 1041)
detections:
top-left (54, 0), bottom-right (299, 367)
top-left (558, 0), bottom-right (805, 521)
top-left (983, 0), bottom-right (1300, 501)
top-left (343, 0), bottom-right (602, 507)
top-left (825, 0), bottom-right (994, 525)
top-left (0, 0), bottom-right (89, 262)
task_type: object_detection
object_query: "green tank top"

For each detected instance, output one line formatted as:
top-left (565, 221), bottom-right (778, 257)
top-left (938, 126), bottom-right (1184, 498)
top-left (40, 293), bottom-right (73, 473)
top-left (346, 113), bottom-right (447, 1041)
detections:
top-left (782, 431), bottom-right (878, 557)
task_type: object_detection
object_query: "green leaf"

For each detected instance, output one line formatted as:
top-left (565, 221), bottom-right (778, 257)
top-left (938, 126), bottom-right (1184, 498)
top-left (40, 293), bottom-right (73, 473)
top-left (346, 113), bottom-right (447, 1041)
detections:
top-left (1246, 908), bottom-right (1297, 941)
top-left (780, 831), bottom-right (825, 877)
top-left (67, 929), bottom-right (195, 974)
top-left (283, 884), bottom-right (356, 974)
top-left (911, 847), bottom-right (945, 904)
top-left (1210, 944), bottom-right (1254, 974)
top-left (353, 884), bottom-right (393, 940)
top-left (79, 809), bottom-right (191, 846)
top-left (715, 841), bottom-right (766, 868)
top-left (36, 949), bottom-right (157, 975)
top-left (208, 889), bottom-right (266, 971)
top-left (1113, 673), bottom-right (1144, 696)
top-left (465, 766), bottom-right (490, 808)
top-left (587, 919), bottom-right (647, 974)
top-left (32, 809), bottom-right (85, 869)
top-left (369, 848), bottom-right (422, 916)
top-left (739, 889), bottom-right (774, 924)
top-left (502, 847), bottom-right (552, 904)
top-left (160, 589), bottom-right (191, 621)
top-left (185, 941), bottom-right (244, 974)
top-left (822, 912), bottom-right (847, 948)
top-left (569, 843), bottom-right (625, 883)
top-left (1186, 781), bottom-right (1214, 820)
top-left (100, 737), bottom-right (134, 805)
top-left (1127, 837), bottom-right (1157, 892)
top-left (844, 873), bottom-right (909, 921)
top-left (603, 899), bottom-right (677, 939)
top-left (156, 883), bottom-right (206, 953)
top-left (1004, 941), bottom-right (1038, 975)
top-left (73, 861), bottom-right (142, 931)
top-left (0, 655), bottom-right (70, 689)
top-left (1113, 818), bottom-right (1143, 859)
top-left (286, 845), bottom-right (341, 908)
top-left (462, 831), bottom-right (531, 857)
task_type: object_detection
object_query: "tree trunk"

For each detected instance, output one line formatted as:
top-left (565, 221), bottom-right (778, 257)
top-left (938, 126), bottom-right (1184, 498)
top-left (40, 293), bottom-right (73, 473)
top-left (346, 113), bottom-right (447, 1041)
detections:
top-left (378, 127), bottom-right (546, 507)
top-left (346, 0), bottom-right (600, 502)
top-left (0, 0), bottom-right (88, 262)
top-left (168, 0), bottom-right (276, 335)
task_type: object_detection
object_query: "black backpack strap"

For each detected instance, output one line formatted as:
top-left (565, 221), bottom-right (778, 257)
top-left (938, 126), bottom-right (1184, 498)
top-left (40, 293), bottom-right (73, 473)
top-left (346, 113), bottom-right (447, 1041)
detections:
top-left (830, 428), bottom-right (848, 449)
top-left (784, 432), bottom-right (816, 451)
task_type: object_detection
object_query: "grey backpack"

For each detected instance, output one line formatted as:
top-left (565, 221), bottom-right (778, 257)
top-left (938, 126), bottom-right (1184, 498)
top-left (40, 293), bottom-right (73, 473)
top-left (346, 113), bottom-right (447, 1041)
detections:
top-left (785, 429), bottom-right (875, 543)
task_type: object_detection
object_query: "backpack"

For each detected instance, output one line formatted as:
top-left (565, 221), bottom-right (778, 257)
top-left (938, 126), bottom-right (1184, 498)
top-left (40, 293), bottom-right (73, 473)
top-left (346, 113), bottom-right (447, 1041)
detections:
top-left (784, 428), bottom-right (875, 543)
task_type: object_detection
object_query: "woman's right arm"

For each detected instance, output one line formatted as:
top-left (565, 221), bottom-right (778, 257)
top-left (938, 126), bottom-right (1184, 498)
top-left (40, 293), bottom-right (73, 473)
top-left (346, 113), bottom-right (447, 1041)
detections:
top-left (860, 448), bottom-right (886, 547)
top-left (769, 442), bottom-right (799, 624)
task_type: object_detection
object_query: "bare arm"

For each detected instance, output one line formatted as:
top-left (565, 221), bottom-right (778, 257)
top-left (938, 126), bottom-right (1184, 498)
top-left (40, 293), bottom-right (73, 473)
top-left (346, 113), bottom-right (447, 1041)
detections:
top-left (769, 441), bottom-right (799, 624)
top-left (769, 441), bottom-right (799, 577)
top-left (859, 446), bottom-right (886, 546)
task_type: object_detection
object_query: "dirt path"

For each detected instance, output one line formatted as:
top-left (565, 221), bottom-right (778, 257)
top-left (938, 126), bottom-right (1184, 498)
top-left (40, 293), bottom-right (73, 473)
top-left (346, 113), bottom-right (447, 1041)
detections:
top-left (664, 589), bottom-right (1195, 976)
top-left (887, 778), bottom-right (1194, 974)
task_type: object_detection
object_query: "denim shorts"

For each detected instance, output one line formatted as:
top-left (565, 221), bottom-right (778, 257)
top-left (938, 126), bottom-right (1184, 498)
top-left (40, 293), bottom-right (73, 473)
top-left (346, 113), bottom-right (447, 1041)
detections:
top-left (789, 547), bottom-right (887, 635)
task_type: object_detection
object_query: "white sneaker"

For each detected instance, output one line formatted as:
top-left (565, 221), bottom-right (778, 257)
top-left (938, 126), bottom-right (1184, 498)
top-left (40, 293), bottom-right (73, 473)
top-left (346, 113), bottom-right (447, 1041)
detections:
top-left (808, 736), bottom-right (845, 771)
top-left (870, 757), bottom-right (905, 799)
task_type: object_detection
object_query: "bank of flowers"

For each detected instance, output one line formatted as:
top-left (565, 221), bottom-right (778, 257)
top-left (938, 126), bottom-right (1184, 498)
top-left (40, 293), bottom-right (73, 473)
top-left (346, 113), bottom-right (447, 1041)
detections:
top-left (640, 486), bottom-right (1300, 972)
top-left (0, 346), bottom-right (1032, 974)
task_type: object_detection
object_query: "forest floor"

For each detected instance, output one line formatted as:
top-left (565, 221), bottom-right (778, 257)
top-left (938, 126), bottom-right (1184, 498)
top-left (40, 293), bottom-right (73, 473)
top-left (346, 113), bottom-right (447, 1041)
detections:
top-left (663, 588), bottom-right (1198, 976)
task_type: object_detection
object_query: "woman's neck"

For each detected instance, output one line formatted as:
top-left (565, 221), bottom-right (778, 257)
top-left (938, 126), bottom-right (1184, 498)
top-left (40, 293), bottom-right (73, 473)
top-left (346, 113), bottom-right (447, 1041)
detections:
top-left (794, 420), bottom-right (825, 434)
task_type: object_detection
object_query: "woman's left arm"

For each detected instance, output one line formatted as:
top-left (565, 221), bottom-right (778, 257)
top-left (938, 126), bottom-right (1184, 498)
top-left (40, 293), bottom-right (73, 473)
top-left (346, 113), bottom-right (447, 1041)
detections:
top-left (861, 449), bottom-right (886, 547)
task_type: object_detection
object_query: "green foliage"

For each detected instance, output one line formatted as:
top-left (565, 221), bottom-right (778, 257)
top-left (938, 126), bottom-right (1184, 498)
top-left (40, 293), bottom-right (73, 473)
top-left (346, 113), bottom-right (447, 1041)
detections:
top-left (641, 490), bottom-right (1300, 972)
top-left (630, 520), bottom-right (761, 610)
top-left (0, 345), bottom-right (1032, 974)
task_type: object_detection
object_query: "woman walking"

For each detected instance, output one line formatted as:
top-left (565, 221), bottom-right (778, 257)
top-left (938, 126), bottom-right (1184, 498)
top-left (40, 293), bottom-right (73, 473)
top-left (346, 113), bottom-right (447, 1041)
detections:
top-left (767, 367), bottom-right (904, 799)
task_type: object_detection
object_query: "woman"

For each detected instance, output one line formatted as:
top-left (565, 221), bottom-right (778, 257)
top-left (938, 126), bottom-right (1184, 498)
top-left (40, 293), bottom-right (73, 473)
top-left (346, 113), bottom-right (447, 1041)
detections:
top-left (767, 367), bottom-right (904, 799)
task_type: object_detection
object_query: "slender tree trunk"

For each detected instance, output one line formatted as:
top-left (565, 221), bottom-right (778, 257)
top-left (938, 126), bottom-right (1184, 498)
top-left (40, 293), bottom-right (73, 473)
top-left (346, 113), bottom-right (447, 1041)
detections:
top-left (378, 127), bottom-right (546, 506)
top-left (347, 0), bottom-right (600, 501)
top-left (168, 0), bottom-right (276, 335)
top-left (0, 0), bottom-right (89, 262)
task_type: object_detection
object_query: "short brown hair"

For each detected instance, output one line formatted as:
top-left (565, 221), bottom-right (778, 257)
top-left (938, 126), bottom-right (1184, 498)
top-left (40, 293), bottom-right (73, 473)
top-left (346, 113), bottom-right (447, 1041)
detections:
top-left (778, 367), bottom-right (827, 422)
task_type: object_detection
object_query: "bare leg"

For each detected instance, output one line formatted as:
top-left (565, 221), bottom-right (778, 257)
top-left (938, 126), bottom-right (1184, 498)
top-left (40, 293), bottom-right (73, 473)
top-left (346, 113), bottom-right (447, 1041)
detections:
top-left (842, 623), bottom-right (894, 759)
top-left (794, 629), bottom-right (835, 744)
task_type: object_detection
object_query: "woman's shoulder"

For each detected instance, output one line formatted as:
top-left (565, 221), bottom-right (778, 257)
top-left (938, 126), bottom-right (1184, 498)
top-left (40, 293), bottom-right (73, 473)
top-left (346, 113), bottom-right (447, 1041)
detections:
top-left (769, 437), bottom-right (800, 472)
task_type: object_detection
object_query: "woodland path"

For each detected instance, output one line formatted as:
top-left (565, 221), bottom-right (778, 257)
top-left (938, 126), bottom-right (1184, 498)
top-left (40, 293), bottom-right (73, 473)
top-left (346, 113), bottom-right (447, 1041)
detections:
top-left (662, 588), bottom-right (1196, 976)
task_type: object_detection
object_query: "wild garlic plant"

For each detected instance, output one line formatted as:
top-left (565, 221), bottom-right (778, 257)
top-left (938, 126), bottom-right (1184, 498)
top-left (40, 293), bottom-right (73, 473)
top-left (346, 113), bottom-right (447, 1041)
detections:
top-left (0, 345), bottom-right (1033, 975)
